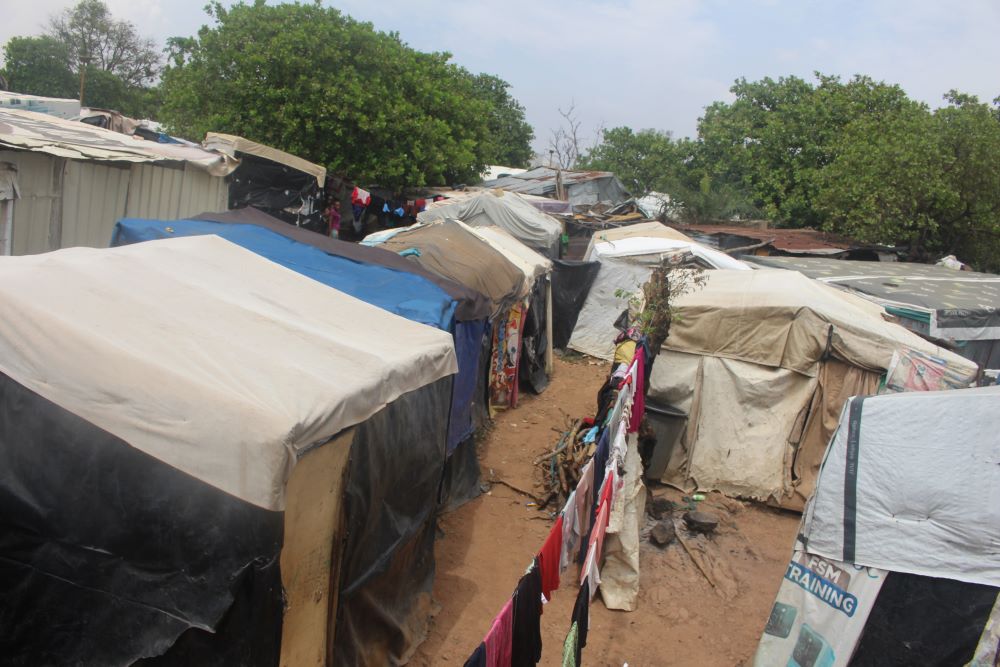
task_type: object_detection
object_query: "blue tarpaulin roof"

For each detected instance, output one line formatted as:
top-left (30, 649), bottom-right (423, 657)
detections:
top-left (112, 218), bottom-right (458, 331)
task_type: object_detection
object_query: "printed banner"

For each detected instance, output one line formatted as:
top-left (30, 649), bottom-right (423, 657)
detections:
top-left (488, 300), bottom-right (527, 415)
top-left (881, 348), bottom-right (977, 394)
top-left (754, 544), bottom-right (885, 667)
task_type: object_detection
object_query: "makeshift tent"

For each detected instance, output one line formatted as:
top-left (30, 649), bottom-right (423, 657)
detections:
top-left (468, 225), bottom-right (554, 393)
top-left (482, 166), bottom-right (630, 207)
top-left (569, 235), bottom-right (750, 360)
top-left (417, 190), bottom-right (563, 257)
top-left (365, 219), bottom-right (548, 412)
top-left (582, 220), bottom-right (693, 260)
top-left (646, 269), bottom-right (979, 510)
top-left (203, 132), bottom-right (327, 232)
top-left (111, 215), bottom-right (488, 470)
top-left (192, 207), bottom-right (491, 322)
top-left (744, 255), bottom-right (1000, 369)
top-left (551, 259), bottom-right (602, 349)
top-left (366, 219), bottom-right (526, 320)
top-left (755, 386), bottom-right (1000, 666)
top-left (0, 236), bottom-right (458, 665)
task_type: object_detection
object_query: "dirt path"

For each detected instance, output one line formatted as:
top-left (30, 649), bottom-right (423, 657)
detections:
top-left (412, 355), bottom-right (800, 666)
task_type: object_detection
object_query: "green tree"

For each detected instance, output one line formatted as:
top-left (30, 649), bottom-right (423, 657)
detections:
top-left (815, 101), bottom-right (943, 252)
top-left (1, 36), bottom-right (78, 98)
top-left (160, 1), bottom-right (507, 187)
top-left (579, 127), bottom-right (678, 195)
top-left (471, 74), bottom-right (534, 169)
top-left (47, 0), bottom-right (161, 87)
top-left (929, 92), bottom-right (1000, 270)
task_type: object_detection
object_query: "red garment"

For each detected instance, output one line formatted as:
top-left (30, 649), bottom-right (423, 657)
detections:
top-left (628, 351), bottom-right (645, 433)
top-left (537, 515), bottom-right (563, 603)
top-left (484, 598), bottom-right (513, 667)
top-left (415, 198), bottom-right (427, 212)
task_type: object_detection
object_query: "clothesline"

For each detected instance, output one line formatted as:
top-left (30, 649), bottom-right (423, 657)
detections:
top-left (464, 349), bottom-right (646, 667)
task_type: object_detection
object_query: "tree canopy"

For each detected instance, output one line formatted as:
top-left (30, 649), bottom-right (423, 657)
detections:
top-left (581, 73), bottom-right (1000, 271)
top-left (160, 1), bottom-right (533, 187)
top-left (0, 0), bottom-right (160, 114)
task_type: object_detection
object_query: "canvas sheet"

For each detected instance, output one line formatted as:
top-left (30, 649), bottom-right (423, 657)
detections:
top-left (0, 235), bottom-right (457, 510)
top-left (203, 132), bottom-right (326, 185)
top-left (589, 236), bottom-right (749, 270)
top-left (583, 221), bottom-right (692, 259)
top-left (802, 387), bottom-right (1000, 588)
top-left (754, 542), bottom-right (886, 667)
top-left (417, 190), bottom-right (561, 256)
top-left (371, 219), bottom-right (526, 319)
top-left (655, 353), bottom-right (819, 501)
top-left (666, 269), bottom-right (975, 376)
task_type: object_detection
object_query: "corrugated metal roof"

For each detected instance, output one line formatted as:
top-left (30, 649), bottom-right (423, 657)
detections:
top-left (671, 223), bottom-right (858, 254)
top-left (0, 108), bottom-right (237, 176)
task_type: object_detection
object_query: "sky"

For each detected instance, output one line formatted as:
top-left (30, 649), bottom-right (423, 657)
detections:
top-left (4, 0), bottom-right (999, 154)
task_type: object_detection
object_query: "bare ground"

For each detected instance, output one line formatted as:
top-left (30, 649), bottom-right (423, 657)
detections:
top-left (412, 355), bottom-right (800, 666)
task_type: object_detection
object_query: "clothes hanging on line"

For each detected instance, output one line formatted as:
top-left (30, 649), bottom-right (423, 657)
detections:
top-left (538, 515), bottom-right (564, 602)
top-left (511, 559), bottom-right (543, 667)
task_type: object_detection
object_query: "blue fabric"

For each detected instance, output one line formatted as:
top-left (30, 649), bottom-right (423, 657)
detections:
top-left (448, 319), bottom-right (487, 453)
top-left (112, 218), bottom-right (458, 331)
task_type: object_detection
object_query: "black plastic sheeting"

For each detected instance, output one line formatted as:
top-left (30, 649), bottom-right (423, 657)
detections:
top-left (228, 155), bottom-right (324, 232)
top-left (551, 259), bottom-right (601, 349)
top-left (849, 572), bottom-right (998, 666)
top-left (439, 435), bottom-right (482, 513)
top-left (520, 278), bottom-right (550, 394)
top-left (334, 377), bottom-right (452, 666)
top-left (0, 371), bottom-right (284, 666)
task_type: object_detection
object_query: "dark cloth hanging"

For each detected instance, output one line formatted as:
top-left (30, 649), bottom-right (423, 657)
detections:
top-left (571, 579), bottom-right (590, 665)
top-left (463, 642), bottom-right (487, 667)
top-left (511, 559), bottom-right (543, 667)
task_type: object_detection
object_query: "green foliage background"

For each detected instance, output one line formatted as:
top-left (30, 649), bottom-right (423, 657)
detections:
top-left (580, 74), bottom-right (1000, 271)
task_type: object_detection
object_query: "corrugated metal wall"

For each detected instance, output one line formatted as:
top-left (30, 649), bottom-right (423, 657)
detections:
top-left (60, 160), bottom-right (131, 249)
top-left (125, 163), bottom-right (227, 221)
top-left (1, 149), bottom-right (229, 254)
top-left (1, 150), bottom-right (61, 255)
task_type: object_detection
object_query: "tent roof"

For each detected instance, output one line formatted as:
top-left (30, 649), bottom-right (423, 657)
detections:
top-left (192, 207), bottom-right (491, 322)
top-left (0, 236), bottom-right (457, 510)
top-left (469, 225), bottom-right (552, 286)
top-left (591, 236), bottom-right (750, 270)
top-left (666, 269), bottom-right (976, 375)
top-left (584, 221), bottom-right (693, 259)
top-left (113, 218), bottom-right (459, 331)
top-left (743, 256), bottom-right (1000, 341)
top-left (803, 386), bottom-right (1000, 587)
top-left (418, 190), bottom-right (562, 254)
top-left (0, 108), bottom-right (237, 176)
top-left (367, 219), bottom-right (526, 318)
top-left (203, 132), bottom-right (326, 185)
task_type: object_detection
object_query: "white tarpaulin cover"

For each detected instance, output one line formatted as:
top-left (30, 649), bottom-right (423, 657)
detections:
top-left (417, 190), bottom-right (562, 256)
top-left (583, 221), bottom-right (693, 260)
top-left (802, 386), bottom-right (1000, 587)
top-left (0, 108), bottom-right (238, 176)
top-left (203, 132), bottom-right (326, 185)
top-left (0, 235), bottom-right (457, 510)
top-left (568, 237), bottom-right (749, 360)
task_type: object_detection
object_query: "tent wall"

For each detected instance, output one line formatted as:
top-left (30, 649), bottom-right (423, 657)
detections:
top-left (649, 351), bottom-right (819, 501)
top-left (788, 360), bottom-right (880, 510)
top-left (0, 370), bottom-right (285, 666)
top-left (0, 149), bottom-right (226, 255)
top-left (334, 376), bottom-right (451, 666)
top-left (849, 572), bottom-right (998, 666)
top-left (551, 259), bottom-right (601, 349)
top-left (519, 277), bottom-right (551, 393)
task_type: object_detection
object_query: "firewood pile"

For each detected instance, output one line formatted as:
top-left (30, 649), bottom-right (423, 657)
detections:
top-left (534, 417), bottom-right (592, 509)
